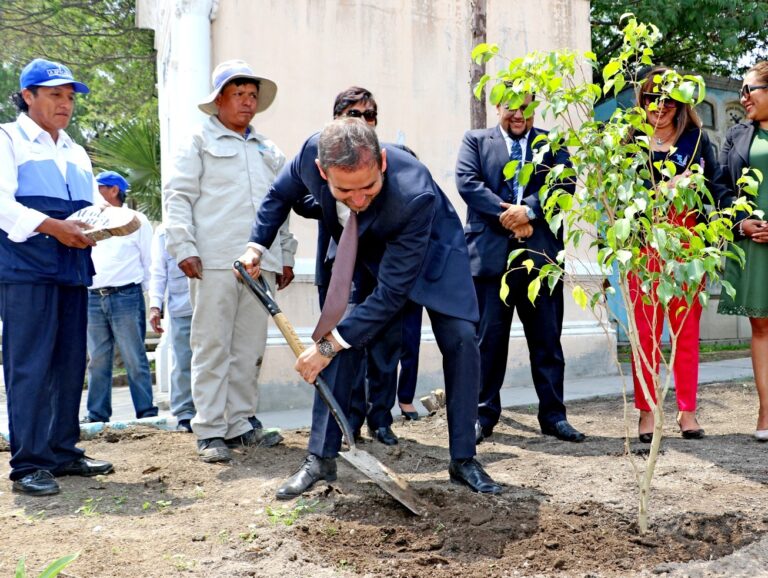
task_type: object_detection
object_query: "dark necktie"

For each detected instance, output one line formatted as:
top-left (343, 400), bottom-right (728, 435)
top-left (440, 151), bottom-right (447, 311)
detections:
top-left (312, 211), bottom-right (358, 341)
top-left (509, 137), bottom-right (523, 200)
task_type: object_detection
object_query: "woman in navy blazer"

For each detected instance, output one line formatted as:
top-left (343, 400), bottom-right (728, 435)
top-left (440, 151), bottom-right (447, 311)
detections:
top-left (717, 61), bottom-right (768, 441)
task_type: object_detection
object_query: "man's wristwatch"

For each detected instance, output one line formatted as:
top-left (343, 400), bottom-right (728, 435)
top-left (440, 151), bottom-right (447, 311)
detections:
top-left (316, 337), bottom-right (337, 359)
top-left (525, 206), bottom-right (536, 220)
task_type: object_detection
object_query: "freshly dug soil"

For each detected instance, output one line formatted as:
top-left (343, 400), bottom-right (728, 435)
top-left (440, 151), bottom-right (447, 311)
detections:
top-left (3, 379), bottom-right (767, 577)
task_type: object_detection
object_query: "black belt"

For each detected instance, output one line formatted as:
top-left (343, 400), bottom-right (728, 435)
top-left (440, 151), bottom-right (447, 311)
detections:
top-left (89, 282), bottom-right (139, 296)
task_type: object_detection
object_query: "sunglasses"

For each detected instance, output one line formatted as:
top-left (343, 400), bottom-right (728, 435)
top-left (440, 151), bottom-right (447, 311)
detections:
top-left (741, 84), bottom-right (768, 98)
top-left (344, 109), bottom-right (378, 122)
top-left (642, 93), bottom-right (678, 108)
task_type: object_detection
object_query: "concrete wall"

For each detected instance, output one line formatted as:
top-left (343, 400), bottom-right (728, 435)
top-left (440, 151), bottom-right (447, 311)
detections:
top-left (137, 0), bottom-right (617, 413)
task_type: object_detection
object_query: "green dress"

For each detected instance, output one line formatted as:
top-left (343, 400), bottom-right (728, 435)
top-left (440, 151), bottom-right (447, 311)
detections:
top-left (719, 128), bottom-right (768, 318)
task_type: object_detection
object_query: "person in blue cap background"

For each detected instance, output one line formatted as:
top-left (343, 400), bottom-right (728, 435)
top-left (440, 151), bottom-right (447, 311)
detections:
top-left (0, 58), bottom-right (113, 496)
top-left (82, 170), bottom-right (157, 425)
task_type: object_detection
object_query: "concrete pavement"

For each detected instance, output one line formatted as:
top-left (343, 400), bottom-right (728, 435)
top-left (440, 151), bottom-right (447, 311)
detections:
top-left (0, 357), bottom-right (755, 440)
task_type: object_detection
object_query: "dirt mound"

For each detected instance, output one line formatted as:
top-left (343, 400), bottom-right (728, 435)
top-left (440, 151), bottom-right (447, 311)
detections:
top-left (2, 381), bottom-right (768, 577)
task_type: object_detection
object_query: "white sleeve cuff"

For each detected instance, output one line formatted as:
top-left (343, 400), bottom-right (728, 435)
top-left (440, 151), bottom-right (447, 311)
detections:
top-left (331, 329), bottom-right (351, 350)
top-left (247, 242), bottom-right (268, 254)
top-left (8, 208), bottom-right (47, 243)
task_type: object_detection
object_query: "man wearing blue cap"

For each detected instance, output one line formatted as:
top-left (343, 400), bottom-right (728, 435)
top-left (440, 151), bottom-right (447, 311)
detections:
top-left (82, 170), bottom-right (157, 424)
top-left (0, 58), bottom-right (113, 496)
top-left (165, 59), bottom-right (296, 462)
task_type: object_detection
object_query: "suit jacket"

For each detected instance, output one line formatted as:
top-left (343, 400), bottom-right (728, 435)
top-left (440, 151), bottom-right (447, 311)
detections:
top-left (718, 120), bottom-right (764, 237)
top-left (250, 135), bottom-right (479, 348)
top-left (718, 121), bottom-right (758, 192)
top-left (456, 125), bottom-right (574, 275)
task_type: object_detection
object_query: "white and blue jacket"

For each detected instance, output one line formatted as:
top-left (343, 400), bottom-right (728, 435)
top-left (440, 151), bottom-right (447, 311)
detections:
top-left (0, 114), bottom-right (96, 285)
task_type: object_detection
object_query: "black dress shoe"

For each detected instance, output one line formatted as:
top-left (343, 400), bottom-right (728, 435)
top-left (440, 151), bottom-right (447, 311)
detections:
top-left (401, 410), bottom-right (421, 421)
top-left (225, 427), bottom-right (283, 448)
top-left (475, 421), bottom-right (492, 445)
top-left (54, 456), bottom-right (114, 477)
top-left (276, 454), bottom-right (337, 500)
top-left (12, 470), bottom-right (60, 496)
top-left (541, 420), bottom-right (586, 442)
top-left (638, 432), bottom-right (653, 444)
top-left (369, 426), bottom-right (398, 445)
top-left (449, 458), bottom-right (502, 494)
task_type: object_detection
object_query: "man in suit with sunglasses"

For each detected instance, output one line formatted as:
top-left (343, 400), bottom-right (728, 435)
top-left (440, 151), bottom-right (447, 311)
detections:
top-left (456, 92), bottom-right (584, 444)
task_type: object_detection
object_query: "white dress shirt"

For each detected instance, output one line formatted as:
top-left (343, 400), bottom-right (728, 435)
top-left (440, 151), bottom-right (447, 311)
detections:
top-left (499, 125), bottom-right (530, 204)
top-left (89, 210), bottom-right (153, 290)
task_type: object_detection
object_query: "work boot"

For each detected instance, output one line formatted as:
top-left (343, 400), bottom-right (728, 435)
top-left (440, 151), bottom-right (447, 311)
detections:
top-left (276, 454), bottom-right (337, 500)
top-left (225, 427), bottom-right (283, 448)
top-left (197, 438), bottom-right (232, 463)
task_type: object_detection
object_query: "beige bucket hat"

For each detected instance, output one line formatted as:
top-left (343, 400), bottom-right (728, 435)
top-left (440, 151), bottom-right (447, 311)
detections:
top-left (198, 59), bottom-right (277, 115)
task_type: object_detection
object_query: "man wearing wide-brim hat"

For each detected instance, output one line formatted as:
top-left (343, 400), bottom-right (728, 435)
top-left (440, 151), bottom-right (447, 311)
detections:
top-left (0, 58), bottom-right (113, 496)
top-left (164, 59), bottom-right (296, 463)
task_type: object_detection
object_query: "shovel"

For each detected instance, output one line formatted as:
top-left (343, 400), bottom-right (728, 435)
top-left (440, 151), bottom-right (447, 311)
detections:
top-left (235, 261), bottom-right (425, 516)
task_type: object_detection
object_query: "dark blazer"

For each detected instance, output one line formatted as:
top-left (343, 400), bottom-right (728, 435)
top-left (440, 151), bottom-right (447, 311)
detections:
top-left (455, 125), bottom-right (574, 275)
top-left (250, 135), bottom-right (479, 348)
top-left (647, 127), bottom-right (733, 213)
top-left (718, 121), bottom-right (757, 193)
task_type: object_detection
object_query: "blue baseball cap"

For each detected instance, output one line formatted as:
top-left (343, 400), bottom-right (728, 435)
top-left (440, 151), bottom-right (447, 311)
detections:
top-left (20, 58), bottom-right (89, 94)
top-left (96, 171), bottom-right (130, 193)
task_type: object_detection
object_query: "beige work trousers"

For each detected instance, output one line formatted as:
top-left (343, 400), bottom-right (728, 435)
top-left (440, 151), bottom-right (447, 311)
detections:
top-left (188, 269), bottom-right (275, 440)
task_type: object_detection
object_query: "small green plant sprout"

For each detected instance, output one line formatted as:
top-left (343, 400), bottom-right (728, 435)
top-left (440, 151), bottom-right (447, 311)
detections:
top-left (324, 525), bottom-right (339, 537)
top-left (112, 496), bottom-right (127, 508)
top-left (164, 553), bottom-right (195, 572)
top-left (239, 524), bottom-right (259, 542)
top-left (193, 485), bottom-right (206, 499)
top-left (15, 552), bottom-right (79, 578)
top-left (76, 497), bottom-right (102, 517)
top-left (265, 498), bottom-right (321, 526)
top-left (23, 510), bottom-right (46, 524)
top-left (217, 529), bottom-right (230, 544)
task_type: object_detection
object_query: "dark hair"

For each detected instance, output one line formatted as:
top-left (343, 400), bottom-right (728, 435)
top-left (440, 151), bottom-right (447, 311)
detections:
top-left (10, 87), bottom-right (38, 113)
top-left (748, 61), bottom-right (768, 84)
top-left (318, 117), bottom-right (382, 171)
top-left (222, 77), bottom-right (261, 92)
top-left (636, 66), bottom-right (701, 144)
top-left (332, 86), bottom-right (377, 120)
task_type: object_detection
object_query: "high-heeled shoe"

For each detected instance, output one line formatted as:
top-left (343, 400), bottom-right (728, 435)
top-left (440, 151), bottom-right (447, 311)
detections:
top-left (401, 409), bottom-right (420, 421)
top-left (677, 411), bottom-right (705, 439)
top-left (638, 414), bottom-right (653, 443)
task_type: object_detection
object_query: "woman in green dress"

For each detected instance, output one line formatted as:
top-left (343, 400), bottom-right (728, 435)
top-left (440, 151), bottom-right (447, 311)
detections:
top-left (718, 61), bottom-right (768, 441)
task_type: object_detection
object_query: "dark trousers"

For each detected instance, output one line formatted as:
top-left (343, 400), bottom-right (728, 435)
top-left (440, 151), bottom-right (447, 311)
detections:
top-left (397, 301), bottom-right (423, 404)
top-left (308, 307), bottom-right (479, 460)
top-left (474, 267), bottom-right (566, 433)
top-left (1, 284), bottom-right (87, 480)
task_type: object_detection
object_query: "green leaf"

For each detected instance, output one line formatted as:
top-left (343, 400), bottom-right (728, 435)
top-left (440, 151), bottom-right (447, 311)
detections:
top-left (522, 258), bottom-right (535, 273)
top-left (602, 60), bottom-right (621, 81)
top-left (15, 557), bottom-right (25, 578)
top-left (503, 160), bottom-right (520, 181)
top-left (616, 250), bottom-right (632, 264)
top-left (527, 276), bottom-right (541, 305)
top-left (572, 285), bottom-right (588, 309)
top-left (490, 82), bottom-right (506, 105)
top-left (38, 554), bottom-right (80, 578)
top-left (500, 271), bottom-right (511, 304)
top-left (519, 163), bottom-right (534, 187)
top-left (614, 219), bottom-right (631, 242)
top-left (507, 248), bottom-right (527, 267)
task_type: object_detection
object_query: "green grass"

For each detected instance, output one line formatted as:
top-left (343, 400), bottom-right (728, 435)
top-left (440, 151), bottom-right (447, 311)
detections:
top-left (616, 341), bottom-right (750, 363)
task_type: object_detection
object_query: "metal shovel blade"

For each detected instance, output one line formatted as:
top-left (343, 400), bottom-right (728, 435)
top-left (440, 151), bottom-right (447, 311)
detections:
top-left (339, 447), bottom-right (424, 516)
top-left (234, 262), bottom-right (425, 516)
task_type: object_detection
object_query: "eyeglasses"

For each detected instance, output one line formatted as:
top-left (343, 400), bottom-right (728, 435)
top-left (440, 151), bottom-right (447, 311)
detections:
top-left (642, 93), bottom-right (678, 108)
top-left (741, 84), bottom-right (768, 98)
top-left (344, 109), bottom-right (378, 122)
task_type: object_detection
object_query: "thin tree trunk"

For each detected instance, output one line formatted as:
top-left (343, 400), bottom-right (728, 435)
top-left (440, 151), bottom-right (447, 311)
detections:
top-left (470, 0), bottom-right (487, 130)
